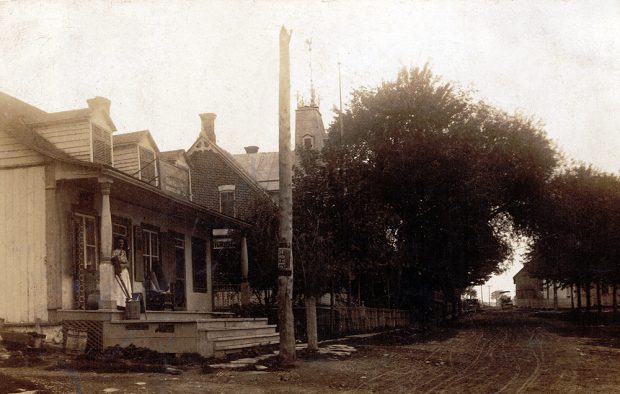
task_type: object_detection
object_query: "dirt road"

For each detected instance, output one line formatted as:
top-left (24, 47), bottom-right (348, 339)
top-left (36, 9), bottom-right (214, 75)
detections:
top-left (2, 310), bottom-right (620, 393)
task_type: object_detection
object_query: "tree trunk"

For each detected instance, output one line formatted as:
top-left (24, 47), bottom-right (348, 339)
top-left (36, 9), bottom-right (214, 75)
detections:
top-left (570, 284), bottom-right (574, 310)
top-left (576, 283), bottom-right (582, 311)
top-left (553, 283), bottom-right (558, 310)
top-left (330, 280), bottom-right (335, 338)
top-left (596, 281), bottom-right (602, 315)
top-left (305, 296), bottom-right (318, 351)
top-left (585, 283), bottom-right (591, 313)
top-left (613, 284), bottom-right (618, 320)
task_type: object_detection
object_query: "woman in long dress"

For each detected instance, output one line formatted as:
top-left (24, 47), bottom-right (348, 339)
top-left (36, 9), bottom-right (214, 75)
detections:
top-left (112, 237), bottom-right (132, 309)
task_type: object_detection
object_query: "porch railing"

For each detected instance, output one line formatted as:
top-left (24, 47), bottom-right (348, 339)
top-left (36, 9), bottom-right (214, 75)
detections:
top-left (213, 284), bottom-right (241, 310)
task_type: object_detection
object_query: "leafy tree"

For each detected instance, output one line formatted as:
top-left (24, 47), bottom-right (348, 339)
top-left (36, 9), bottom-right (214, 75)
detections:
top-left (528, 166), bottom-right (620, 314)
top-left (246, 196), bottom-right (279, 306)
top-left (293, 144), bottom-right (400, 345)
top-left (329, 65), bottom-right (558, 317)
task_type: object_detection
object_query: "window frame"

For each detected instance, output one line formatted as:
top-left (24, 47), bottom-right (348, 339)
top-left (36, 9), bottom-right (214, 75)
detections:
top-left (74, 213), bottom-right (98, 271)
top-left (142, 226), bottom-right (160, 276)
top-left (303, 135), bottom-right (314, 149)
top-left (218, 184), bottom-right (236, 217)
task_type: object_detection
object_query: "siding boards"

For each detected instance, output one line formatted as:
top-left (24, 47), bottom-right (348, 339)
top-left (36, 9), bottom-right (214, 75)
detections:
top-left (0, 166), bottom-right (47, 322)
top-left (0, 129), bottom-right (44, 167)
top-left (33, 120), bottom-right (90, 161)
top-left (113, 145), bottom-right (139, 176)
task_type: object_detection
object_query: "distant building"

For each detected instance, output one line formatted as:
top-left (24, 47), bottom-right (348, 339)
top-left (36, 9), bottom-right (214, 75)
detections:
top-left (513, 266), bottom-right (620, 309)
top-left (294, 103), bottom-right (328, 151)
top-left (233, 101), bottom-right (328, 199)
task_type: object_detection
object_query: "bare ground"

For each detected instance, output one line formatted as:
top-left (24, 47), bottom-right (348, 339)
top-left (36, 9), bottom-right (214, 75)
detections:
top-left (1, 310), bottom-right (620, 393)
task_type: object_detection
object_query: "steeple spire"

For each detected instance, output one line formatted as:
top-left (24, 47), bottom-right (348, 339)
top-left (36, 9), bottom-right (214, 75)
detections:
top-left (305, 39), bottom-right (318, 107)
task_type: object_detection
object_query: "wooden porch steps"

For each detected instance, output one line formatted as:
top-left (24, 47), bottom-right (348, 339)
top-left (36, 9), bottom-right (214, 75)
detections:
top-left (201, 324), bottom-right (277, 339)
top-left (59, 310), bottom-right (279, 358)
top-left (197, 319), bottom-right (279, 358)
top-left (213, 332), bottom-right (280, 357)
top-left (196, 318), bottom-right (269, 329)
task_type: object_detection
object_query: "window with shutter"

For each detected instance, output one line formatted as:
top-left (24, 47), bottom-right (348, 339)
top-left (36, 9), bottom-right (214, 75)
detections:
top-left (92, 124), bottom-right (112, 165)
top-left (139, 147), bottom-right (158, 186)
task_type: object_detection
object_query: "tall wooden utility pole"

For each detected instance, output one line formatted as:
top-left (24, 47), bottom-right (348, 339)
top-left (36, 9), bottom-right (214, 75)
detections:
top-left (277, 25), bottom-right (296, 364)
top-left (338, 62), bottom-right (344, 139)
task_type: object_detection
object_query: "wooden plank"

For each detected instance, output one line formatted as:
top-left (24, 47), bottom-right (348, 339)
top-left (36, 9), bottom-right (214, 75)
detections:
top-left (31, 166), bottom-right (47, 321)
top-left (35, 166), bottom-right (47, 320)
top-left (0, 171), bottom-right (5, 318)
top-left (46, 163), bottom-right (61, 312)
top-left (0, 129), bottom-right (44, 166)
top-left (34, 121), bottom-right (90, 161)
top-left (5, 168), bottom-right (17, 321)
top-left (0, 166), bottom-right (47, 322)
top-left (0, 149), bottom-right (44, 159)
top-left (0, 157), bottom-right (45, 167)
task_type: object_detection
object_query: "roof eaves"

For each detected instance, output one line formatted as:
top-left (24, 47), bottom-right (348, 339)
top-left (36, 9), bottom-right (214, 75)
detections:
top-left (101, 167), bottom-right (252, 229)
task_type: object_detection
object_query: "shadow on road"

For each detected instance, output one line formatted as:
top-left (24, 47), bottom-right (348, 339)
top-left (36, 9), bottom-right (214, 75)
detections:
top-left (534, 310), bottom-right (620, 349)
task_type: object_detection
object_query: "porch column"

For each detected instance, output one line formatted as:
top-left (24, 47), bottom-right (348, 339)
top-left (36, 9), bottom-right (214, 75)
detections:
top-left (45, 162), bottom-right (62, 317)
top-left (99, 178), bottom-right (115, 310)
top-left (206, 234), bottom-right (213, 312)
top-left (240, 235), bottom-right (250, 306)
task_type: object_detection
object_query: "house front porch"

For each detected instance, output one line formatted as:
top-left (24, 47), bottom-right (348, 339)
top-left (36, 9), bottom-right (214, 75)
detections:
top-left (58, 309), bottom-right (279, 358)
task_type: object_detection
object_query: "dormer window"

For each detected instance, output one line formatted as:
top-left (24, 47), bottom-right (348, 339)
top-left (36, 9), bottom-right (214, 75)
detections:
top-left (218, 185), bottom-right (236, 217)
top-left (92, 124), bottom-right (112, 165)
top-left (139, 147), bottom-right (158, 186)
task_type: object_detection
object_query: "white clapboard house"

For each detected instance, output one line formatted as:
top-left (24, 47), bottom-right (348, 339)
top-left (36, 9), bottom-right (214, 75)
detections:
top-left (0, 92), bottom-right (278, 356)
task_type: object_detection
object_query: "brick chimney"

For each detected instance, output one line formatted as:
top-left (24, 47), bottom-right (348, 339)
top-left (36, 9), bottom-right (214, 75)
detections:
top-left (87, 96), bottom-right (111, 115)
top-left (244, 146), bottom-right (259, 179)
top-left (199, 113), bottom-right (217, 143)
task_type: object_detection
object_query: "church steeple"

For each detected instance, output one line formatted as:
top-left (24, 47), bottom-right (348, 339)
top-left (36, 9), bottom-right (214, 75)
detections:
top-left (294, 37), bottom-right (326, 151)
top-left (298, 38), bottom-right (319, 109)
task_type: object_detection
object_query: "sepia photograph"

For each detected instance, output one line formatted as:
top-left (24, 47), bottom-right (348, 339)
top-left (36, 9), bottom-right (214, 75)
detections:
top-left (0, 0), bottom-right (619, 392)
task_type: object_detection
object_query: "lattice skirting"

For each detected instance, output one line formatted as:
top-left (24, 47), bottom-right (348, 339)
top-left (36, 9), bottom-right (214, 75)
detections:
top-left (62, 320), bottom-right (104, 351)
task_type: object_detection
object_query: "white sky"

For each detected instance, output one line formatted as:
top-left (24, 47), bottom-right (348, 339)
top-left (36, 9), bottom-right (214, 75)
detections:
top-left (2, 0), bottom-right (619, 295)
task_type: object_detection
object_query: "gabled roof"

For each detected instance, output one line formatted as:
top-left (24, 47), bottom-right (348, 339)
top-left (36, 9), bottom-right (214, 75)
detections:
top-left (27, 108), bottom-right (91, 124)
top-left (113, 130), bottom-right (160, 153)
top-left (0, 92), bottom-right (117, 131)
top-left (0, 91), bottom-right (47, 120)
top-left (513, 266), bottom-right (529, 280)
top-left (160, 149), bottom-right (187, 160)
top-left (0, 92), bottom-right (73, 160)
top-left (188, 135), bottom-right (272, 199)
top-left (233, 151), bottom-right (280, 192)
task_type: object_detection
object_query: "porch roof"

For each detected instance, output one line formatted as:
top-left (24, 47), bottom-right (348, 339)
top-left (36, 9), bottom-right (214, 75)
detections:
top-left (56, 160), bottom-right (252, 230)
top-left (102, 166), bottom-right (252, 229)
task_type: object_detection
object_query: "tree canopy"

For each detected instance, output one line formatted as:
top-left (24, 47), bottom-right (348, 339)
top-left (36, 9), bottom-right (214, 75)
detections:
top-left (291, 65), bottom-right (559, 313)
top-left (330, 66), bottom-right (557, 305)
top-left (527, 165), bottom-right (620, 310)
